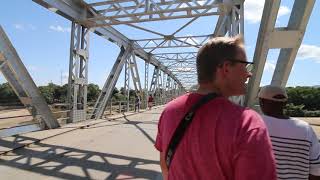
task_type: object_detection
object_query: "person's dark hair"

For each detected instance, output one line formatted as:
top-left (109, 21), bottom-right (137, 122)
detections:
top-left (196, 35), bottom-right (244, 83)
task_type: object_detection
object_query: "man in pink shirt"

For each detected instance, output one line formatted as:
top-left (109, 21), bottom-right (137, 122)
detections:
top-left (155, 36), bottom-right (277, 180)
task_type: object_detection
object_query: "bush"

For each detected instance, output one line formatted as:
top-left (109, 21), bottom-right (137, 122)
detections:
top-left (284, 103), bottom-right (305, 117)
top-left (304, 110), bottom-right (320, 117)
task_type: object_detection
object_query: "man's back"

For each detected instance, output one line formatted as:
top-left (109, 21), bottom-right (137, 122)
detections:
top-left (155, 93), bottom-right (276, 180)
top-left (262, 115), bottom-right (320, 179)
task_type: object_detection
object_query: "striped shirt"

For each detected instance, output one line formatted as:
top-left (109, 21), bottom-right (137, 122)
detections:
top-left (262, 115), bottom-right (320, 179)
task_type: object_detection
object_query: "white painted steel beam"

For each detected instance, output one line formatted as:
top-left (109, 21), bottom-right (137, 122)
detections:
top-left (271, 0), bottom-right (315, 87)
top-left (87, 0), bottom-right (222, 25)
top-left (0, 26), bottom-right (60, 129)
top-left (67, 22), bottom-right (89, 122)
top-left (33, 0), bottom-right (182, 88)
top-left (129, 53), bottom-right (143, 93)
top-left (144, 61), bottom-right (149, 108)
top-left (245, 0), bottom-right (315, 107)
top-left (92, 46), bottom-right (133, 119)
top-left (134, 35), bottom-right (211, 49)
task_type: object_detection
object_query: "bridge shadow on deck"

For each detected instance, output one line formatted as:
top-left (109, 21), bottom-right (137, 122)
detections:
top-left (0, 135), bottom-right (161, 179)
top-left (0, 107), bottom-right (164, 180)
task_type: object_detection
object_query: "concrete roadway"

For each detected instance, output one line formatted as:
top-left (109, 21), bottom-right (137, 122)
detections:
top-left (1, 105), bottom-right (319, 180)
top-left (0, 107), bottom-right (164, 180)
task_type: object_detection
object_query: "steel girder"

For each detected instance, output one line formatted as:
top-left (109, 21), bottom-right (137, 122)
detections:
top-left (92, 46), bottom-right (133, 119)
top-left (213, 0), bottom-right (244, 37)
top-left (133, 35), bottom-right (212, 50)
top-left (144, 61), bottom-right (149, 108)
top-left (149, 67), bottom-right (159, 95)
top-left (245, 0), bottom-right (315, 108)
top-left (33, 0), bottom-right (244, 101)
top-left (67, 22), bottom-right (89, 122)
top-left (129, 53), bottom-right (143, 93)
top-left (124, 55), bottom-right (131, 110)
top-left (0, 26), bottom-right (60, 129)
top-left (155, 51), bottom-right (197, 89)
top-left (123, 51), bottom-right (143, 111)
top-left (87, 0), bottom-right (223, 25)
top-left (33, 0), bottom-right (182, 88)
top-left (154, 52), bottom-right (197, 61)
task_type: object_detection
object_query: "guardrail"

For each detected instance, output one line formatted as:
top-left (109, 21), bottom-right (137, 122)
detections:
top-left (0, 99), bottom-right (164, 129)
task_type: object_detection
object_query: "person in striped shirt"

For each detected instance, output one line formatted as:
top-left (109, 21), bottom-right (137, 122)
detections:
top-left (259, 85), bottom-right (320, 180)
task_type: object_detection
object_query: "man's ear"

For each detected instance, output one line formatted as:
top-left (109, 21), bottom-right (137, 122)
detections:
top-left (220, 62), bottom-right (231, 76)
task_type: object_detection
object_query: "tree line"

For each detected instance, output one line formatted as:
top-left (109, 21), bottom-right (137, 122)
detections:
top-left (0, 82), bottom-right (137, 105)
top-left (0, 82), bottom-right (319, 117)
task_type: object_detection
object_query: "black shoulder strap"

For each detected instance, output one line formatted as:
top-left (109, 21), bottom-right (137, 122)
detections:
top-left (165, 93), bottom-right (219, 168)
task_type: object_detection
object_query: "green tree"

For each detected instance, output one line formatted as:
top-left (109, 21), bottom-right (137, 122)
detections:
top-left (87, 83), bottom-right (100, 102)
top-left (286, 86), bottom-right (320, 111)
top-left (39, 84), bottom-right (55, 104)
top-left (112, 87), bottom-right (119, 95)
top-left (285, 103), bottom-right (305, 117)
top-left (0, 82), bottom-right (19, 103)
top-left (120, 87), bottom-right (126, 95)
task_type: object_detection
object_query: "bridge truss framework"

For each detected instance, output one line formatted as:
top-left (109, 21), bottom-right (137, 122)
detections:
top-left (0, 0), bottom-right (315, 135)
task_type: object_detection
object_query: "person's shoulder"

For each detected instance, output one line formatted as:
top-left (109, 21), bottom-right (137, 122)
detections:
top-left (165, 93), bottom-right (190, 110)
top-left (289, 117), bottom-right (316, 136)
top-left (289, 117), bottom-right (310, 127)
top-left (218, 98), bottom-right (260, 118)
top-left (212, 98), bottom-right (265, 128)
top-left (236, 107), bottom-right (266, 130)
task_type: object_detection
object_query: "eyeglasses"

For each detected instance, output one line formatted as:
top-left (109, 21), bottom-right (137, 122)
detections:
top-left (230, 59), bottom-right (254, 72)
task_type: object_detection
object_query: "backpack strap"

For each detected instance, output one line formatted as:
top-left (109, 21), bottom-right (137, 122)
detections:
top-left (165, 93), bottom-right (219, 168)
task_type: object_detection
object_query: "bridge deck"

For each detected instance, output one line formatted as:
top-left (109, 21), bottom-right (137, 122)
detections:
top-left (0, 107), bottom-right (164, 180)
top-left (0, 106), bottom-right (320, 180)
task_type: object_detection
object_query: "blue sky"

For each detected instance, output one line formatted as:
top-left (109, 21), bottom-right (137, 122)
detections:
top-left (0, 0), bottom-right (319, 89)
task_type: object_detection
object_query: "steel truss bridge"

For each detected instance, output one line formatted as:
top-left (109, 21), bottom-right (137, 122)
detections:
top-left (0, 0), bottom-right (315, 135)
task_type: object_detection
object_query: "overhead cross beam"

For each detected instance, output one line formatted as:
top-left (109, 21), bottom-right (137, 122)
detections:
top-left (134, 35), bottom-right (211, 50)
top-left (153, 52), bottom-right (197, 61)
top-left (33, 0), bottom-right (183, 88)
top-left (87, 0), bottom-right (223, 25)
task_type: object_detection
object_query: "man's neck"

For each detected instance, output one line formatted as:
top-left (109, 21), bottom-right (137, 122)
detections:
top-left (196, 83), bottom-right (224, 96)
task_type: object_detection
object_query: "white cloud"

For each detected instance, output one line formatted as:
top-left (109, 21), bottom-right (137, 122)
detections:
top-left (14, 24), bottom-right (24, 30)
top-left (14, 23), bottom-right (37, 30)
top-left (264, 61), bottom-right (276, 72)
top-left (49, 25), bottom-right (71, 33)
top-left (297, 44), bottom-right (320, 63)
top-left (13, 24), bottom-right (25, 30)
top-left (244, 0), bottom-right (290, 24)
top-left (278, 6), bottom-right (290, 17)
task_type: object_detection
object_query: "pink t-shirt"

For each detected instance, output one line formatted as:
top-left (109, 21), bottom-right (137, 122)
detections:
top-left (155, 93), bottom-right (276, 180)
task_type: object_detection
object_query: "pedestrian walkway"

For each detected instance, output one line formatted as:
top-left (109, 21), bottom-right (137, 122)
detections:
top-left (0, 107), bottom-right (164, 180)
top-left (1, 106), bottom-right (319, 180)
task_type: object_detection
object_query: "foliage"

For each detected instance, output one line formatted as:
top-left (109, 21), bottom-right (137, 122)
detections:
top-left (284, 103), bottom-right (305, 117)
top-left (286, 86), bottom-right (320, 111)
top-left (1, 83), bottom-right (318, 117)
top-left (87, 83), bottom-right (101, 102)
top-left (0, 82), bottom-right (19, 103)
top-left (38, 83), bottom-right (55, 104)
top-left (304, 110), bottom-right (320, 117)
top-left (284, 86), bottom-right (320, 117)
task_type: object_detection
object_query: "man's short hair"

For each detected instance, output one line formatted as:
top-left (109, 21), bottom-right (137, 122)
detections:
top-left (258, 85), bottom-right (288, 102)
top-left (196, 36), bottom-right (244, 83)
